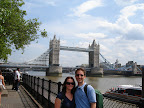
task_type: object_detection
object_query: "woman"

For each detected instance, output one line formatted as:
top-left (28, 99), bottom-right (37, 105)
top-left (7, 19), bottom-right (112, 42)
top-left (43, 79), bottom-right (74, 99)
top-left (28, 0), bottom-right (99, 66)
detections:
top-left (0, 70), bottom-right (5, 106)
top-left (55, 77), bottom-right (76, 108)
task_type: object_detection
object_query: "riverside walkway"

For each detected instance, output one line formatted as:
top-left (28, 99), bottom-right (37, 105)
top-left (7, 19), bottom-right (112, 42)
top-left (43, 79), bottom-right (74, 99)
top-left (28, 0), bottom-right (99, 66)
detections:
top-left (1, 73), bottom-right (142, 108)
top-left (1, 85), bottom-right (140, 108)
top-left (1, 85), bottom-right (42, 108)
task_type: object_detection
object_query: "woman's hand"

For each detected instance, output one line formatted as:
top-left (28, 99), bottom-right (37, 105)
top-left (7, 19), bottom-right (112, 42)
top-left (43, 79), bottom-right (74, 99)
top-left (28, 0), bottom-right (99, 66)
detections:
top-left (54, 98), bottom-right (61, 108)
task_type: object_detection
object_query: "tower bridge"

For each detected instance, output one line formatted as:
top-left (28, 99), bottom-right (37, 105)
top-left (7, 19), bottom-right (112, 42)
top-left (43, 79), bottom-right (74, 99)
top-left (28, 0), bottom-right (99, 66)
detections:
top-left (0, 35), bottom-right (142, 76)
top-left (47, 35), bottom-right (103, 76)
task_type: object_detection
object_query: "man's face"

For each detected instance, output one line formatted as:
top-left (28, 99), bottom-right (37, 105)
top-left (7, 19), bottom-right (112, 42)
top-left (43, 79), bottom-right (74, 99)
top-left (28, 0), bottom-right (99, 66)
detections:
top-left (75, 70), bottom-right (86, 83)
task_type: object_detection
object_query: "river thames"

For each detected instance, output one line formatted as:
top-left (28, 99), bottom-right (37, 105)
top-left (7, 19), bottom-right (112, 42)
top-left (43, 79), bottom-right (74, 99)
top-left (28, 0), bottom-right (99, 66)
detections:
top-left (27, 71), bottom-right (142, 93)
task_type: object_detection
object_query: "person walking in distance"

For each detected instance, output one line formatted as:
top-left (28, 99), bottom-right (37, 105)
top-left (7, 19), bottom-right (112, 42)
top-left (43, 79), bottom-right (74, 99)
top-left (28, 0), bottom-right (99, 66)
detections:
top-left (12, 70), bottom-right (16, 90)
top-left (0, 70), bottom-right (5, 106)
top-left (15, 68), bottom-right (21, 91)
top-left (75, 68), bottom-right (96, 108)
top-left (55, 77), bottom-right (76, 108)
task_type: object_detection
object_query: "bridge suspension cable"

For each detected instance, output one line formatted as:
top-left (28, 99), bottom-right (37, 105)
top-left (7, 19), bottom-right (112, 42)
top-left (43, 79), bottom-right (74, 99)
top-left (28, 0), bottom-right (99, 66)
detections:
top-left (25, 48), bottom-right (52, 66)
top-left (99, 53), bottom-right (114, 69)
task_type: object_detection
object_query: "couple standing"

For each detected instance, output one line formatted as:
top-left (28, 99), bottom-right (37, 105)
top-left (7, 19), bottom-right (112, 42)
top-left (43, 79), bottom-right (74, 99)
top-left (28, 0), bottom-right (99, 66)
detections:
top-left (55, 68), bottom-right (96, 108)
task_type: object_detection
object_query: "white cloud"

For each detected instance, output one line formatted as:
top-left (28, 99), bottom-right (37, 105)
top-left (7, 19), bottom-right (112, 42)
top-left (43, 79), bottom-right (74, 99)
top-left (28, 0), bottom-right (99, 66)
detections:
top-left (115, 17), bottom-right (144, 40)
top-left (28, 43), bottom-right (46, 49)
top-left (114, 0), bottom-right (138, 6)
top-left (9, 43), bottom-right (47, 63)
top-left (44, 1), bottom-right (56, 6)
top-left (71, 0), bottom-right (103, 17)
top-left (102, 38), bottom-right (144, 65)
top-left (60, 40), bottom-right (67, 46)
top-left (23, 0), bottom-right (56, 11)
top-left (120, 4), bottom-right (144, 18)
top-left (43, 4), bottom-right (144, 41)
top-left (30, 0), bottom-right (56, 6)
top-left (75, 32), bottom-right (107, 39)
top-left (115, 4), bottom-right (144, 40)
top-left (77, 42), bottom-right (90, 48)
top-left (60, 51), bottom-right (88, 67)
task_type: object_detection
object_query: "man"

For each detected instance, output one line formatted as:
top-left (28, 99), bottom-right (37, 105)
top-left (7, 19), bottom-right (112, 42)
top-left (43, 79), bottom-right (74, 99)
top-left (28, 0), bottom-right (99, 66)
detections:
top-left (12, 70), bottom-right (16, 90)
top-left (15, 68), bottom-right (21, 91)
top-left (75, 68), bottom-right (96, 108)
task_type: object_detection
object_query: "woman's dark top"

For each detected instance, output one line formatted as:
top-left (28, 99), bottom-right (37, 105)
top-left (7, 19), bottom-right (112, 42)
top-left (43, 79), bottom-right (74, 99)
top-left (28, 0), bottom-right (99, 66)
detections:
top-left (56, 92), bottom-right (75, 108)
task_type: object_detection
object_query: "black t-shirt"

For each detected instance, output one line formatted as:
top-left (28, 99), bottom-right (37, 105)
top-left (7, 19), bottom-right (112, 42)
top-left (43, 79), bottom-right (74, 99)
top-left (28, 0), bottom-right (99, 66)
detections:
top-left (56, 92), bottom-right (75, 108)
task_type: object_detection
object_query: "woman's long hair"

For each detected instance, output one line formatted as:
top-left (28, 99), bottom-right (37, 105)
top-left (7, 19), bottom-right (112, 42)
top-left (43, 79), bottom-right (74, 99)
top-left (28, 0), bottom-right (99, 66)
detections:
top-left (62, 77), bottom-right (76, 94)
top-left (0, 70), bottom-right (2, 75)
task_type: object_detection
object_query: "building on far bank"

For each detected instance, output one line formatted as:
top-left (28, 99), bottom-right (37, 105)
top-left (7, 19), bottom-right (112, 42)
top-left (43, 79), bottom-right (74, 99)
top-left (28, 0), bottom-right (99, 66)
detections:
top-left (0, 61), bottom-right (5, 65)
top-left (114, 59), bottom-right (121, 68)
top-left (76, 64), bottom-right (89, 68)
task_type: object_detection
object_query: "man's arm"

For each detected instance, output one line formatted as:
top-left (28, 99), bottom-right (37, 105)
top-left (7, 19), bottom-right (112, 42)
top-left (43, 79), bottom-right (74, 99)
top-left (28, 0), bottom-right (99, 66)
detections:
top-left (87, 85), bottom-right (96, 108)
top-left (91, 102), bottom-right (96, 108)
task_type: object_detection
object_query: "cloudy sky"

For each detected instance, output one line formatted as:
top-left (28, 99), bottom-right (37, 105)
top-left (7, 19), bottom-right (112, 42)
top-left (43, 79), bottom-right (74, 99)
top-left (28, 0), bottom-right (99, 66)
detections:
top-left (9, 0), bottom-right (144, 67)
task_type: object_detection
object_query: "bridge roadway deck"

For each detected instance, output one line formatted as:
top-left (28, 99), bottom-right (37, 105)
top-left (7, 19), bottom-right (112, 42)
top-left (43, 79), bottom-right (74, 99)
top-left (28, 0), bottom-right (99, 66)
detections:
top-left (1, 85), bottom-right (42, 108)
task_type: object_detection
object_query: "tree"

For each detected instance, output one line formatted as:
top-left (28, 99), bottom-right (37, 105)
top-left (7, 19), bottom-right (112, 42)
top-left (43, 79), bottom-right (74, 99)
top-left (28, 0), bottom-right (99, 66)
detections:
top-left (0, 0), bottom-right (47, 62)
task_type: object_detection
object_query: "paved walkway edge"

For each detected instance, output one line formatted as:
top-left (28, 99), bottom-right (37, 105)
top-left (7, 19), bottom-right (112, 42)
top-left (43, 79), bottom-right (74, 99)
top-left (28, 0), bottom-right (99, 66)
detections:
top-left (2, 89), bottom-right (8, 97)
top-left (21, 85), bottom-right (43, 108)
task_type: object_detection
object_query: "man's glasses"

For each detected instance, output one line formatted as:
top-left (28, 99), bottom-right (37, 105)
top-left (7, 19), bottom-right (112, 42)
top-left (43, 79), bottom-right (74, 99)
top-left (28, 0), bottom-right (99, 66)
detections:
top-left (66, 82), bottom-right (75, 85)
top-left (76, 74), bottom-right (84, 77)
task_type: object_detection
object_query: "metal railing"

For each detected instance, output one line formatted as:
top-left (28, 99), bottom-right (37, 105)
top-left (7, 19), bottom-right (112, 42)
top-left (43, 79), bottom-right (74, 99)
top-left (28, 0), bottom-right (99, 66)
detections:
top-left (22, 74), bottom-right (143, 108)
top-left (22, 74), bottom-right (62, 108)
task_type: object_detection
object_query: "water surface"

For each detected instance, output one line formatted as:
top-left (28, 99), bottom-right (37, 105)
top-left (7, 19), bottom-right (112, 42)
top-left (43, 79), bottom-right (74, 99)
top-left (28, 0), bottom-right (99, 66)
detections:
top-left (27, 71), bottom-right (142, 93)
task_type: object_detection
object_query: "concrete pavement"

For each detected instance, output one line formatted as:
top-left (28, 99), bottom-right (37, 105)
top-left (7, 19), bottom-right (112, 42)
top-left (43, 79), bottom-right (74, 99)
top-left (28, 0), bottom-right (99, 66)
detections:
top-left (1, 85), bottom-right (42, 108)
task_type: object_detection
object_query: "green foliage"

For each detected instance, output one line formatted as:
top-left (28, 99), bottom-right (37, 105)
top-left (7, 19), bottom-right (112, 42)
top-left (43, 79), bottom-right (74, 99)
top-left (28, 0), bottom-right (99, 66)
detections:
top-left (0, 0), bottom-right (47, 62)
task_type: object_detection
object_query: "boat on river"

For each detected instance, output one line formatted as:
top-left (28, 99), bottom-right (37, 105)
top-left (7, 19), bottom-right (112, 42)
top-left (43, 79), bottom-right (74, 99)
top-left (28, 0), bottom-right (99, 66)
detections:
top-left (103, 85), bottom-right (142, 104)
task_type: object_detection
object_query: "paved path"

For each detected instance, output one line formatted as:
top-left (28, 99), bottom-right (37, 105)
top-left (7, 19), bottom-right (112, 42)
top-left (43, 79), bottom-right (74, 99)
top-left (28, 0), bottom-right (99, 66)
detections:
top-left (1, 85), bottom-right (42, 108)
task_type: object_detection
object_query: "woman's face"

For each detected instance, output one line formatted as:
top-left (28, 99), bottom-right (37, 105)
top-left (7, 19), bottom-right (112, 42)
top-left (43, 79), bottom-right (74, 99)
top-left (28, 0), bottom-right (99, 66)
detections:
top-left (65, 78), bottom-right (74, 90)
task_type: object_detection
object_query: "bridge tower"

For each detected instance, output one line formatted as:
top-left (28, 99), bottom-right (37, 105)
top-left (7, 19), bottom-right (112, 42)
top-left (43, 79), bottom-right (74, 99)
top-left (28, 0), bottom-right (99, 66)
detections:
top-left (88, 40), bottom-right (103, 76)
top-left (89, 40), bottom-right (99, 68)
top-left (49, 35), bottom-right (60, 65)
top-left (46, 35), bottom-right (62, 76)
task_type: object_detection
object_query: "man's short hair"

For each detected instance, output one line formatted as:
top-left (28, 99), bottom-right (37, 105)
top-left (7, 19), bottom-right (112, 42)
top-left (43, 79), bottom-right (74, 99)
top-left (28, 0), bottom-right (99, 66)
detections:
top-left (75, 68), bottom-right (86, 75)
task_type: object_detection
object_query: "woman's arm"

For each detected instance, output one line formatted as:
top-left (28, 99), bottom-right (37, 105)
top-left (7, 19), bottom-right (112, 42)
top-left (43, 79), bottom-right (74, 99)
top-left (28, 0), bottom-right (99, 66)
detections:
top-left (2, 76), bottom-right (5, 87)
top-left (54, 98), bottom-right (61, 108)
